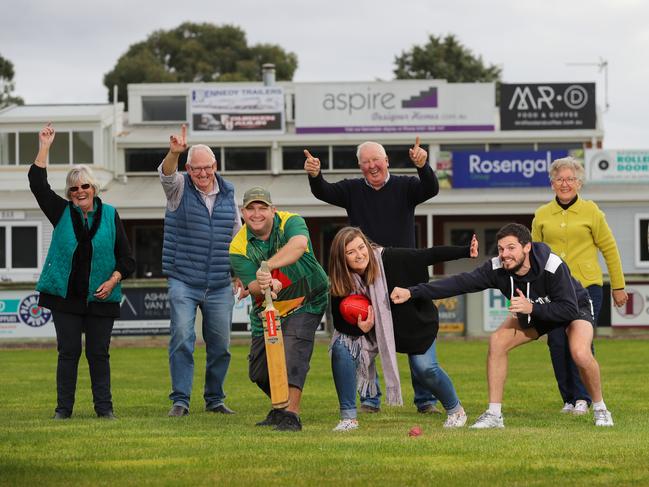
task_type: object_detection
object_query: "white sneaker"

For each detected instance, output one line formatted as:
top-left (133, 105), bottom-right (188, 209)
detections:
top-left (594, 409), bottom-right (614, 427)
top-left (333, 419), bottom-right (359, 432)
top-left (561, 402), bottom-right (574, 414)
top-left (470, 410), bottom-right (504, 429)
top-left (443, 409), bottom-right (467, 428)
top-left (573, 400), bottom-right (589, 416)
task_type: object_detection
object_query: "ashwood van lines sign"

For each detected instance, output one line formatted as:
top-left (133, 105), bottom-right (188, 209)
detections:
top-left (500, 83), bottom-right (596, 130)
top-left (294, 81), bottom-right (495, 134)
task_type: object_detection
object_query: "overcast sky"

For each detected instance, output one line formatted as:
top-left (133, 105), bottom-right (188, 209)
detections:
top-left (2, 0), bottom-right (648, 148)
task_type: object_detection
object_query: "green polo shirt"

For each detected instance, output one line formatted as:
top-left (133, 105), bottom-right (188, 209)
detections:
top-left (229, 211), bottom-right (329, 336)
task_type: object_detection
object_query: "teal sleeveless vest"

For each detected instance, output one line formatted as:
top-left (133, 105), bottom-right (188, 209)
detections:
top-left (37, 201), bottom-right (121, 303)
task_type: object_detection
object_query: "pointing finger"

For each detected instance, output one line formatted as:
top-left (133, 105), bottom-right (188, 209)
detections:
top-left (304, 149), bottom-right (313, 160)
top-left (414, 136), bottom-right (420, 150)
top-left (181, 124), bottom-right (187, 144)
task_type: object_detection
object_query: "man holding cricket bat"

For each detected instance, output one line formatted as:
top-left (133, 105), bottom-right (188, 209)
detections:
top-left (230, 187), bottom-right (329, 431)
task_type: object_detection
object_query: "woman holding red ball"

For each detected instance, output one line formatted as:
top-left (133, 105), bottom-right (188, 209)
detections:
top-left (327, 226), bottom-right (478, 431)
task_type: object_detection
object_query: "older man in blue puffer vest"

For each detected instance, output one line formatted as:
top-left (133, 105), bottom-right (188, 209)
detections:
top-left (159, 124), bottom-right (242, 417)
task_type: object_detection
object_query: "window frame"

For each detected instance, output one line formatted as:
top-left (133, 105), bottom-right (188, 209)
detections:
top-left (0, 130), bottom-right (95, 166)
top-left (0, 221), bottom-right (42, 272)
top-left (634, 213), bottom-right (649, 268)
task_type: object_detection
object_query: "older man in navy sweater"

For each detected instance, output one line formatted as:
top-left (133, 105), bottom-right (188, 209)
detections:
top-left (304, 137), bottom-right (441, 414)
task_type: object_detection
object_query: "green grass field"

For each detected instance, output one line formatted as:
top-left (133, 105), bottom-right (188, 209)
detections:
top-left (1, 338), bottom-right (648, 486)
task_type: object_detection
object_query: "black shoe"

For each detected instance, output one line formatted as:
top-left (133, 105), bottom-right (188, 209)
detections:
top-left (417, 404), bottom-right (442, 415)
top-left (256, 408), bottom-right (286, 427)
top-left (97, 410), bottom-right (117, 420)
top-left (360, 404), bottom-right (380, 414)
top-left (53, 411), bottom-right (71, 420)
top-left (206, 404), bottom-right (236, 414)
top-left (273, 411), bottom-right (302, 432)
top-left (168, 405), bottom-right (189, 417)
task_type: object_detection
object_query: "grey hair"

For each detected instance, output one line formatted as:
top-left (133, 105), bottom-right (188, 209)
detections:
top-left (549, 157), bottom-right (585, 183)
top-left (356, 141), bottom-right (387, 162)
top-left (187, 144), bottom-right (217, 166)
top-left (65, 164), bottom-right (99, 199)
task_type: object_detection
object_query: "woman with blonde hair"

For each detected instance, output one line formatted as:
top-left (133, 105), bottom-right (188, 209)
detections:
top-left (532, 156), bottom-right (627, 415)
top-left (29, 123), bottom-right (135, 420)
top-left (327, 226), bottom-right (477, 431)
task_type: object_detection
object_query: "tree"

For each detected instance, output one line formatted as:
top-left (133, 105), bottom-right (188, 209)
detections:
top-left (0, 53), bottom-right (24, 107)
top-left (104, 23), bottom-right (298, 106)
top-left (394, 34), bottom-right (501, 82)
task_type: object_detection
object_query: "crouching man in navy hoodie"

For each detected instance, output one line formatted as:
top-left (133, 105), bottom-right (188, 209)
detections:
top-left (390, 223), bottom-right (614, 428)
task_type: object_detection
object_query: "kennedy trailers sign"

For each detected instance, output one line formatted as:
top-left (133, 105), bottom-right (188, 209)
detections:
top-left (500, 83), bottom-right (596, 130)
top-left (294, 81), bottom-right (495, 134)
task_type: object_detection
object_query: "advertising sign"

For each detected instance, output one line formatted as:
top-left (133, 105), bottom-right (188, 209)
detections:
top-left (611, 284), bottom-right (649, 327)
top-left (450, 150), bottom-right (571, 188)
top-left (483, 289), bottom-right (510, 332)
top-left (435, 295), bottom-right (465, 335)
top-left (0, 288), bottom-right (255, 339)
top-left (190, 86), bottom-right (285, 134)
top-left (294, 81), bottom-right (495, 134)
top-left (586, 149), bottom-right (649, 183)
top-left (0, 291), bottom-right (54, 338)
top-left (500, 83), bottom-right (596, 130)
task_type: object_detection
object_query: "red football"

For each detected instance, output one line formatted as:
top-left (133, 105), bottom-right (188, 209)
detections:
top-left (339, 294), bottom-right (371, 325)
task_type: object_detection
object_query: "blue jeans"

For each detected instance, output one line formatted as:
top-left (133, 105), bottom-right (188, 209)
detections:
top-left (360, 370), bottom-right (436, 410)
top-left (332, 336), bottom-right (459, 419)
top-left (547, 284), bottom-right (602, 405)
top-left (167, 277), bottom-right (234, 409)
top-left (407, 340), bottom-right (460, 412)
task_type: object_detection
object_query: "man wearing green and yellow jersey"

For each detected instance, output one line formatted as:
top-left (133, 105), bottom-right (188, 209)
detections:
top-left (230, 187), bottom-right (328, 431)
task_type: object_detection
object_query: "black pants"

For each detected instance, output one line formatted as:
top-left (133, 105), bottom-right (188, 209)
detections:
top-left (52, 310), bottom-right (115, 415)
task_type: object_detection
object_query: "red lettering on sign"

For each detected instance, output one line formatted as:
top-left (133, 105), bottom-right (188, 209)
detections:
top-left (266, 311), bottom-right (277, 337)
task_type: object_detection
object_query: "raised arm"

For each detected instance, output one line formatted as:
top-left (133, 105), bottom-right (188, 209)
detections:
top-left (407, 136), bottom-right (439, 205)
top-left (29, 124), bottom-right (67, 225)
top-left (161, 124), bottom-right (188, 176)
top-left (304, 148), bottom-right (352, 208)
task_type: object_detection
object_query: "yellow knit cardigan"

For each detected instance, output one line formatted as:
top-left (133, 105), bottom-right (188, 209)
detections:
top-left (531, 197), bottom-right (625, 289)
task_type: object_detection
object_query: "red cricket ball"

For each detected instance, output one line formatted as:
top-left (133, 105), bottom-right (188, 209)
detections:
top-left (408, 426), bottom-right (422, 437)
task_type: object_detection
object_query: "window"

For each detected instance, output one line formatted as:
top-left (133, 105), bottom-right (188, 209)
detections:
top-left (18, 132), bottom-right (38, 165)
top-left (49, 132), bottom-right (70, 164)
top-left (223, 147), bottom-right (269, 171)
top-left (73, 131), bottom-right (93, 164)
top-left (0, 131), bottom-right (93, 165)
top-left (537, 142), bottom-right (583, 150)
top-left (383, 145), bottom-right (414, 169)
top-left (134, 225), bottom-right (164, 278)
top-left (282, 146), bottom-right (328, 171)
top-left (440, 143), bottom-right (486, 152)
top-left (0, 223), bottom-right (40, 270)
top-left (488, 143), bottom-right (535, 151)
top-left (142, 96), bottom-right (187, 122)
top-left (126, 148), bottom-right (187, 172)
top-left (635, 214), bottom-right (649, 268)
top-left (332, 145), bottom-right (358, 170)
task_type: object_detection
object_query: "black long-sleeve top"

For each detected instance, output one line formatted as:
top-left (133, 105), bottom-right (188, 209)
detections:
top-left (331, 245), bottom-right (470, 354)
top-left (409, 242), bottom-right (590, 330)
top-left (28, 165), bottom-right (135, 317)
top-left (308, 164), bottom-right (439, 248)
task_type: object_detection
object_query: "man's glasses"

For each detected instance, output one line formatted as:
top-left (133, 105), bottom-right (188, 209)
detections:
top-left (188, 165), bottom-right (215, 174)
top-left (69, 183), bottom-right (91, 193)
top-left (552, 177), bottom-right (578, 185)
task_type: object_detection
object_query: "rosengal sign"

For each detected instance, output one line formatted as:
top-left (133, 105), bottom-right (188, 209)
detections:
top-left (500, 83), bottom-right (596, 130)
top-left (444, 150), bottom-right (574, 188)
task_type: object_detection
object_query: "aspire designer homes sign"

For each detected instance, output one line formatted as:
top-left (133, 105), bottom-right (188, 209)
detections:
top-left (500, 83), bottom-right (596, 130)
top-left (294, 81), bottom-right (495, 134)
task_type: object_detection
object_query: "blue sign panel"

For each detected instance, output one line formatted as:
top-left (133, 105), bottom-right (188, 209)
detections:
top-left (451, 150), bottom-right (569, 188)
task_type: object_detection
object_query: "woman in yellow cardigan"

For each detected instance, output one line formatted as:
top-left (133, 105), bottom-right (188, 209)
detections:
top-left (532, 157), bottom-right (627, 416)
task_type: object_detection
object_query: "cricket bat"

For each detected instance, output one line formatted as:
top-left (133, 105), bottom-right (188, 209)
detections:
top-left (260, 261), bottom-right (289, 409)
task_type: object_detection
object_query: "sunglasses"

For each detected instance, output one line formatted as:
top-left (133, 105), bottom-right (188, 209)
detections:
top-left (69, 183), bottom-right (91, 193)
